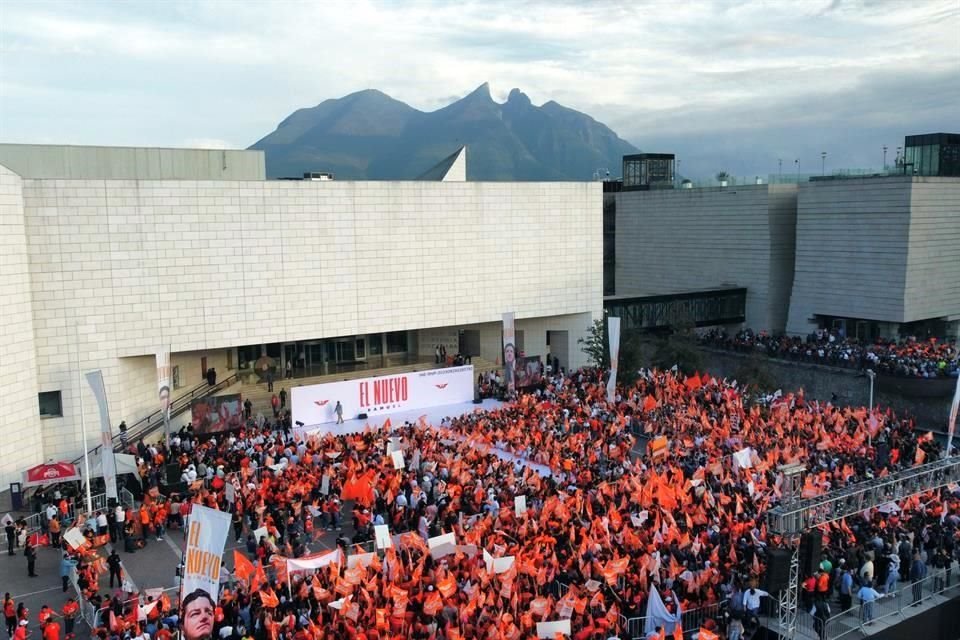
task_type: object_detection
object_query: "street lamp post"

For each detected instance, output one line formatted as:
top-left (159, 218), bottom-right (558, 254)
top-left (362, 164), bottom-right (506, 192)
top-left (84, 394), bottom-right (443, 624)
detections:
top-left (778, 158), bottom-right (782, 180)
top-left (795, 159), bottom-right (800, 181)
top-left (821, 151), bottom-right (827, 176)
top-left (883, 146), bottom-right (888, 170)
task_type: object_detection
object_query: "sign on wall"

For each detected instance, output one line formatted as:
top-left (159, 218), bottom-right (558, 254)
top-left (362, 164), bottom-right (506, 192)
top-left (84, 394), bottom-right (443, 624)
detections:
top-left (291, 365), bottom-right (474, 429)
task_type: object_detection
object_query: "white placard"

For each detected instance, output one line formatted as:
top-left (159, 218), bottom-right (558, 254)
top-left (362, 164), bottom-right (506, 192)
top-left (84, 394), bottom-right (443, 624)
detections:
top-left (320, 475), bottom-right (330, 496)
top-left (291, 365), bottom-right (475, 428)
top-left (515, 495), bottom-right (527, 516)
top-left (391, 450), bottom-right (405, 470)
top-left (374, 525), bottom-right (393, 549)
top-left (411, 449), bottom-right (421, 470)
top-left (63, 527), bottom-right (87, 550)
top-left (386, 437), bottom-right (401, 455)
top-left (428, 531), bottom-right (457, 559)
top-left (493, 556), bottom-right (515, 574)
top-left (536, 620), bottom-right (571, 638)
top-left (347, 552), bottom-right (376, 568)
top-left (253, 526), bottom-right (269, 543)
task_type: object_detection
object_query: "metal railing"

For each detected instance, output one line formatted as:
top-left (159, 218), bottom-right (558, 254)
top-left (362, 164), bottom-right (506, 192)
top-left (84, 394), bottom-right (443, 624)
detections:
top-left (71, 372), bottom-right (239, 464)
top-left (23, 492), bottom-right (107, 535)
top-left (121, 487), bottom-right (136, 510)
top-left (619, 600), bottom-right (726, 639)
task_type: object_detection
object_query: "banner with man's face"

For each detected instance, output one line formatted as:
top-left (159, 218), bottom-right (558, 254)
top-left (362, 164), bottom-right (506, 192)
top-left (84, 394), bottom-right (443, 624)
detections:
top-left (156, 348), bottom-right (172, 420)
top-left (502, 312), bottom-right (516, 394)
top-left (182, 505), bottom-right (231, 600)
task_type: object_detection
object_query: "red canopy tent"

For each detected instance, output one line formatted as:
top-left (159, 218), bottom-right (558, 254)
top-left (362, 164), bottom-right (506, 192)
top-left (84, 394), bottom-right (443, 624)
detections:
top-left (23, 461), bottom-right (81, 487)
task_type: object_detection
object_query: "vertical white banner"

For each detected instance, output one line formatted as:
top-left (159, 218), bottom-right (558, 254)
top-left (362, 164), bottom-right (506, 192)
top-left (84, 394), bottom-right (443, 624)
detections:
top-left (606, 316), bottom-right (621, 403)
top-left (502, 312), bottom-right (516, 394)
top-left (156, 348), bottom-right (172, 445)
top-left (183, 505), bottom-right (231, 600)
top-left (948, 374), bottom-right (960, 457)
top-left (85, 370), bottom-right (118, 501)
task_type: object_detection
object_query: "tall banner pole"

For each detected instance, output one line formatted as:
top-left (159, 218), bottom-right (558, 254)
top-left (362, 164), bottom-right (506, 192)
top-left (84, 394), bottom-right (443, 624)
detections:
top-left (156, 347), bottom-right (172, 449)
top-left (606, 316), bottom-right (621, 404)
top-left (502, 312), bottom-right (516, 395)
top-left (85, 370), bottom-right (119, 502)
top-left (948, 374), bottom-right (960, 457)
top-left (75, 323), bottom-right (93, 515)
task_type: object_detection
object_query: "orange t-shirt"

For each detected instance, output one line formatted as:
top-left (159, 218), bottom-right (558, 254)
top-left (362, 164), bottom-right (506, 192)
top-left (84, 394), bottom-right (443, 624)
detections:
top-left (43, 621), bottom-right (61, 640)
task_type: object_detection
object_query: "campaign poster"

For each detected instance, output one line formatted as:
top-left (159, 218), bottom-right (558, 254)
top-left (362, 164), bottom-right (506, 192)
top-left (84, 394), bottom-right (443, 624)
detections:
top-left (514, 356), bottom-right (543, 389)
top-left (182, 505), bottom-right (231, 600)
top-left (503, 312), bottom-right (516, 393)
top-left (191, 394), bottom-right (244, 434)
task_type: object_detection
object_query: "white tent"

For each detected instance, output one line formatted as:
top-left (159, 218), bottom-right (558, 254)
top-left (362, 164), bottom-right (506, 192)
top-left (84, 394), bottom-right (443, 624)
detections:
top-left (81, 451), bottom-right (141, 485)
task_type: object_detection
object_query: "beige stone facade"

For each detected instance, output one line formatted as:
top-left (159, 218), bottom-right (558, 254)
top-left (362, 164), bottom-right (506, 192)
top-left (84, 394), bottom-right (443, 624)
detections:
top-left (0, 153), bottom-right (602, 485)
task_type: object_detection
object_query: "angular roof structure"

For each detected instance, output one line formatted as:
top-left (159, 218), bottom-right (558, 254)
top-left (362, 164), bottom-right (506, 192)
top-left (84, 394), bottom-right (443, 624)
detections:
top-left (416, 145), bottom-right (467, 181)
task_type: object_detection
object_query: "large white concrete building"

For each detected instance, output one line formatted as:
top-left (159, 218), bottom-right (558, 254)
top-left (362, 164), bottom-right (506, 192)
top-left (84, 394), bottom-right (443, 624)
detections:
top-left (0, 144), bottom-right (602, 486)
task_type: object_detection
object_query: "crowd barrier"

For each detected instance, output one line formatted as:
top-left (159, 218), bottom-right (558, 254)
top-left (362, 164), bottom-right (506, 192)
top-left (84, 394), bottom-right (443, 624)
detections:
top-left (619, 600), bottom-right (726, 639)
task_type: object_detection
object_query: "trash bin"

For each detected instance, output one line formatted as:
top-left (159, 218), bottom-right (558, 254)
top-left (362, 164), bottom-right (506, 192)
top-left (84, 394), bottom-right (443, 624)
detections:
top-left (9, 482), bottom-right (23, 510)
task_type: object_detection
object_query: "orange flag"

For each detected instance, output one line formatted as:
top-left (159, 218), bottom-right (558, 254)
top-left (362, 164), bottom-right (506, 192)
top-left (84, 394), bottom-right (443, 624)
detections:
top-left (699, 628), bottom-right (718, 640)
top-left (260, 588), bottom-right (280, 608)
top-left (233, 550), bottom-right (255, 583)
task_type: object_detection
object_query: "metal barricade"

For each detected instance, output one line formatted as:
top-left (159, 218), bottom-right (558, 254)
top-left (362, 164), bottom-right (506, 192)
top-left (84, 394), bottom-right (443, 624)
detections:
top-left (121, 487), bottom-right (136, 509)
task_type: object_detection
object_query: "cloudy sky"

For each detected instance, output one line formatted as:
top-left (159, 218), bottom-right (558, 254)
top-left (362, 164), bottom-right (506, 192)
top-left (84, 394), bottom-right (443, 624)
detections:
top-left (1, 0), bottom-right (957, 179)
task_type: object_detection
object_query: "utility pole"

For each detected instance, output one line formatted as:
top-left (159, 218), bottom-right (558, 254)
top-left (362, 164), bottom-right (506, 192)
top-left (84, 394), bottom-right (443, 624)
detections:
top-left (821, 151), bottom-right (827, 176)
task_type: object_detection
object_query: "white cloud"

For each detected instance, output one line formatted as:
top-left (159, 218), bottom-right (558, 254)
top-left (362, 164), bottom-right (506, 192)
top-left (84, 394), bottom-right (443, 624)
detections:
top-left (0, 0), bottom-right (957, 176)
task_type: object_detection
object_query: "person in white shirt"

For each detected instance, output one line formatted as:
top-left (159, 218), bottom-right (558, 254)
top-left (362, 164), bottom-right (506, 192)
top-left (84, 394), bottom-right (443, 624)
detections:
top-left (742, 587), bottom-right (770, 616)
top-left (96, 511), bottom-right (108, 536)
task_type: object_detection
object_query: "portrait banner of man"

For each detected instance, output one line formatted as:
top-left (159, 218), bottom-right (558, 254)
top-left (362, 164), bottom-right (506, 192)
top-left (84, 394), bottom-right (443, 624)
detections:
top-left (502, 311), bottom-right (516, 394)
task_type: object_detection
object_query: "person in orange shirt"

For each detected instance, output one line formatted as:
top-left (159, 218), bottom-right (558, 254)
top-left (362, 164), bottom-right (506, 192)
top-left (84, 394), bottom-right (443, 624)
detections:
top-left (13, 620), bottom-right (27, 640)
top-left (61, 598), bottom-right (78, 639)
top-left (42, 618), bottom-right (60, 640)
top-left (139, 505), bottom-right (151, 546)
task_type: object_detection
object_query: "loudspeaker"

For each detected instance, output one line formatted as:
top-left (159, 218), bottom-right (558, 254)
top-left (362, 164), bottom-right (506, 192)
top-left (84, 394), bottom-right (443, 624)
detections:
top-left (358, 413), bottom-right (368, 420)
top-left (166, 463), bottom-right (181, 484)
top-left (799, 532), bottom-right (822, 576)
top-left (764, 548), bottom-right (793, 592)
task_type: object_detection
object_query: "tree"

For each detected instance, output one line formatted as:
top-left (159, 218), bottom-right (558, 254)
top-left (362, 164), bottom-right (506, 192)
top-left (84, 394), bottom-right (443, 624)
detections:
top-left (579, 318), bottom-right (609, 368)
top-left (579, 317), bottom-right (645, 383)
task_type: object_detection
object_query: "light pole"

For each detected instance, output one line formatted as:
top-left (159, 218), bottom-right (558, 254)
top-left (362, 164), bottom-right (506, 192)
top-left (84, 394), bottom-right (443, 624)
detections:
top-left (866, 369), bottom-right (876, 444)
top-left (778, 158), bottom-right (782, 180)
top-left (883, 146), bottom-right (888, 170)
top-left (821, 151), bottom-right (827, 176)
top-left (795, 159), bottom-right (800, 181)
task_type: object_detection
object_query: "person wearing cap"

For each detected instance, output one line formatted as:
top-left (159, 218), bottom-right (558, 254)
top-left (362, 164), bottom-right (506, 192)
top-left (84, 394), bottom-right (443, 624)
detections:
top-left (13, 620), bottom-right (27, 640)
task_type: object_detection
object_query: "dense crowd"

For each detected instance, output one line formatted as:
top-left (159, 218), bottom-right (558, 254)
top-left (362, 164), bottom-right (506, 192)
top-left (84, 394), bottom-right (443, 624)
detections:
top-left (15, 366), bottom-right (960, 640)
top-left (699, 328), bottom-right (959, 378)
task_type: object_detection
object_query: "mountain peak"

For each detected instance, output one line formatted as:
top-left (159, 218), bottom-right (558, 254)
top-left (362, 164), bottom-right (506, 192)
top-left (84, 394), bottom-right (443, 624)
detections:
top-left (507, 88), bottom-right (531, 107)
top-left (463, 82), bottom-right (492, 101)
top-left (251, 85), bottom-right (639, 180)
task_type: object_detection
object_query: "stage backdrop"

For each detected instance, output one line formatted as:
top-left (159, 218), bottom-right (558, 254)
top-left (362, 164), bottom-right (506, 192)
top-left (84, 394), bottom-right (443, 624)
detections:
top-left (292, 365), bottom-right (475, 428)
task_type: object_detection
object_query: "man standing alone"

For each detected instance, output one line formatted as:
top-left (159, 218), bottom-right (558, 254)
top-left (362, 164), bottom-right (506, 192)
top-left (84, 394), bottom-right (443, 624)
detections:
top-left (335, 401), bottom-right (344, 424)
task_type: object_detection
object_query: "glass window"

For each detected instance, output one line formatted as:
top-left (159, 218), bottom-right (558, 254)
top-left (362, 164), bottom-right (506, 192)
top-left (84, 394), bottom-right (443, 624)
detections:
top-left (39, 391), bottom-right (62, 417)
top-left (386, 331), bottom-right (408, 353)
top-left (368, 334), bottom-right (383, 356)
top-left (355, 339), bottom-right (366, 359)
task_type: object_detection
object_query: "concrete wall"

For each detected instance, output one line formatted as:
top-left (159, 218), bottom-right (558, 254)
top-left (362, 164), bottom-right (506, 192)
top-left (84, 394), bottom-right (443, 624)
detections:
top-left (614, 184), bottom-right (797, 334)
top-left (0, 165), bottom-right (43, 486)
top-left (0, 144), bottom-right (265, 181)
top-left (786, 177), bottom-right (911, 334)
top-left (13, 175), bottom-right (600, 462)
top-left (903, 178), bottom-right (960, 322)
top-left (786, 176), bottom-right (960, 335)
top-left (697, 348), bottom-right (951, 428)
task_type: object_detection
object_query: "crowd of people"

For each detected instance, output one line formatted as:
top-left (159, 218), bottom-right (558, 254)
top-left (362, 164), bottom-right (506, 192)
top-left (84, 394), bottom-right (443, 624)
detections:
top-left (12, 365), bottom-right (960, 640)
top-left (699, 328), bottom-right (959, 379)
